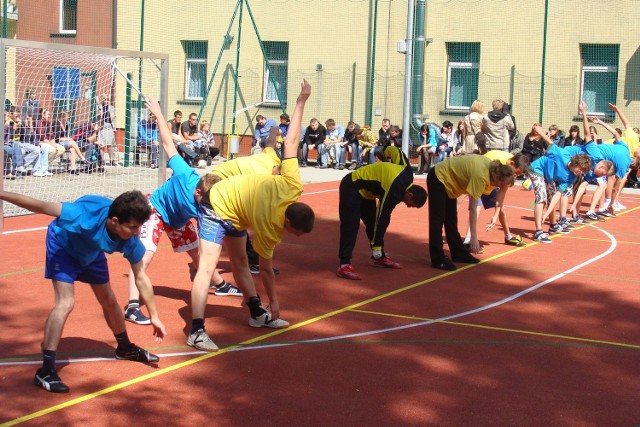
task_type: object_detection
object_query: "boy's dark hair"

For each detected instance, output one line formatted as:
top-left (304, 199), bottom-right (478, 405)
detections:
top-left (256, 114), bottom-right (265, 122)
top-left (569, 153), bottom-right (592, 173)
top-left (406, 185), bottom-right (428, 208)
top-left (173, 110), bottom-right (182, 118)
top-left (196, 174), bottom-right (222, 198)
top-left (511, 153), bottom-right (531, 174)
top-left (489, 162), bottom-right (516, 187)
top-left (285, 202), bottom-right (315, 233)
top-left (108, 190), bottom-right (152, 224)
top-left (280, 113), bottom-right (290, 121)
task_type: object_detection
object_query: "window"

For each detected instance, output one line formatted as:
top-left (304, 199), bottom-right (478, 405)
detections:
top-left (446, 42), bottom-right (480, 110)
top-left (581, 44), bottom-right (619, 117)
top-left (182, 41), bottom-right (207, 100)
top-left (59, 0), bottom-right (77, 34)
top-left (263, 41), bottom-right (288, 104)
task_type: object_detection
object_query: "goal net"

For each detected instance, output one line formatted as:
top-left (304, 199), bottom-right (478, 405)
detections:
top-left (1, 39), bottom-right (168, 221)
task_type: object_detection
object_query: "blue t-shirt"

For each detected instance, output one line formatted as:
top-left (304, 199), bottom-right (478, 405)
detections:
top-left (50, 195), bottom-right (145, 267)
top-left (531, 144), bottom-right (578, 191)
top-left (596, 141), bottom-right (631, 179)
top-left (562, 142), bottom-right (603, 181)
top-left (149, 154), bottom-right (200, 228)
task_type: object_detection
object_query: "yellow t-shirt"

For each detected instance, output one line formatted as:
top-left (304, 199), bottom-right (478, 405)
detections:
top-left (483, 150), bottom-right (513, 165)
top-left (622, 127), bottom-right (640, 158)
top-left (208, 157), bottom-right (302, 259)
top-left (434, 154), bottom-right (492, 199)
top-left (211, 147), bottom-right (280, 179)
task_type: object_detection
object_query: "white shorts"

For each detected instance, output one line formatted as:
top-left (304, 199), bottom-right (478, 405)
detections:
top-left (138, 209), bottom-right (199, 253)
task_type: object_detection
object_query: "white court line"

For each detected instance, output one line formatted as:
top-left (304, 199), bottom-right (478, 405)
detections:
top-left (0, 224), bottom-right (617, 368)
top-left (2, 226), bottom-right (47, 235)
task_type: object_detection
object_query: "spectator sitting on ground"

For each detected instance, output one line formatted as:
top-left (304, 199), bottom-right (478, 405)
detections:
top-left (300, 118), bottom-right (326, 168)
top-left (197, 120), bottom-right (220, 165)
top-left (324, 118), bottom-right (345, 169)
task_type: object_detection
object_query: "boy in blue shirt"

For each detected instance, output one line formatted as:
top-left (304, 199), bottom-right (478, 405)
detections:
top-left (0, 189), bottom-right (166, 393)
top-left (527, 125), bottom-right (592, 243)
top-left (123, 98), bottom-right (242, 329)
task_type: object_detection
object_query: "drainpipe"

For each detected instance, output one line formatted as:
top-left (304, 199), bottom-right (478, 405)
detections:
top-left (400, 0), bottom-right (415, 155)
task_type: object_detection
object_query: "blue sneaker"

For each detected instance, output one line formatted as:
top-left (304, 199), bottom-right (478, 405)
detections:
top-left (124, 304), bottom-right (151, 325)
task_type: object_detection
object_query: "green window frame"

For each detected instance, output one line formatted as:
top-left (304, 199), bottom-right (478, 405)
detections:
top-left (446, 42), bottom-right (480, 110)
top-left (182, 41), bottom-right (208, 100)
top-left (263, 41), bottom-right (288, 105)
top-left (580, 44), bottom-right (619, 117)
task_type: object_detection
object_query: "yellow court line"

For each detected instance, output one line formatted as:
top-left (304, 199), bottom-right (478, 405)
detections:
top-left (350, 309), bottom-right (640, 350)
top-left (4, 206), bottom-right (640, 425)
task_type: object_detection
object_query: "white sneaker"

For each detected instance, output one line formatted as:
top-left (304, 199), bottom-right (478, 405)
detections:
top-left (612, 201), bottom-right (626, 211)
top-left (43, 171), bottom-right (53, 176)
top-left (32, 171), bottom-right (45, 177)
top-left (187, 328), bottom-right (219, 351)
top-left (249, 312), bottom-right (290, 329)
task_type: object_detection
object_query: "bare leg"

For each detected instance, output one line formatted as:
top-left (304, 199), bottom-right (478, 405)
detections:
top-left (224, 235), bottom-right (257, 303)
top-left (42, 280), bottom-right (75, 351)
top-left (191, 239), bottom-right (222, 320)
top-left (90, 282), bottom-right (126, 336)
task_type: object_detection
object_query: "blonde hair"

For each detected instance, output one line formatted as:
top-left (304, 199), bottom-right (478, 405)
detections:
top-left (492, 99), bottom-right (505, 111)
top-left (199, 120), bottom-right (209, 130)
top-left (470, 100), bottom-right (484, 114)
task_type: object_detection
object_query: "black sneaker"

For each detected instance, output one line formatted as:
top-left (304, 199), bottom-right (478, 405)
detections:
top-left (585, 212), bottom-right (604, 222)
top-left (34, 368), bottom-right (70, 393)
top-left (249, 265), bottom-right (281, 275)
top-left (434, 258), bottom-right (457, 271)
top-left (115, 343), bottom-right (159, 363)
top-left (211, 282), bottom-right (243, 297)
top-left (597, 210), bottom-right (616, 218)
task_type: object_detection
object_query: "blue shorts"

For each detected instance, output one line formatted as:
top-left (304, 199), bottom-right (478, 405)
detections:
top-left (480, 188), bottom-right (499, 209)
top-left (45, 230), bottom-right (109, 285)
top-left (197, 204), bottom-right (246, 244)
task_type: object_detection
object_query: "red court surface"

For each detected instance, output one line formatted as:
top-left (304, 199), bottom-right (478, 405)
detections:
top-left (1, 179), bottom-right (639, 426)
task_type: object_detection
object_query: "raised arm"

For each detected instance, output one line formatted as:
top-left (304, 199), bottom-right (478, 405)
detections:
top-left (608, 103), bottom-right (631, 130)
top-left (533, 125), bottom-right (553, 147)
top-left (283, 80), bottom-right (311, 159)
top-left (145, 98), bottom-right (178, 159)
top-left (579, 101), bottom-right (592, 144)
top-left (591, 116), bottom-right (620, 140)
top-left (0, 190), bottom-right (62, 217)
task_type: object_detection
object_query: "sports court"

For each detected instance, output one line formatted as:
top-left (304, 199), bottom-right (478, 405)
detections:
top-left (1, 174), bottom-right (639, 426)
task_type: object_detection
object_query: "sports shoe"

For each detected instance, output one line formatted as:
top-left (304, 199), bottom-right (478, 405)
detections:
top-left (463, 243), bottom-right (484, 253)
top-left (434, 258), bottom-right (457, 271)
top-left (32, 171), bottom-right (46, 177)
top-left (569, 215), bottom-right (586, 224)
top-left (558, 220), bottom-right (575, 231)
top-left (337, 264), bottom-right (363, 280)
top-left (451, 253), bottom-right (480, 264)
top-left (34, 368), bottom-right (69, 393)
top-left (249, 312), bottom-right (290, 329)
top-left (549, 223), bottom-right (569, 234)
top-left (187, 329), bottom-right (219, 351)
top-left (612, 200), bottom-right (627, 211)
top-left (212, 282), bottom-right (243, 297)
top-left (585, 212), bottom-right (604, 222)
top-left (534, 230), bottom-right (552, 243)
top-left (372, 256), bottom-right (403, 269)
top-left (124, 304), bottom-right (151, 325)
top-left (249, 264), bottom-right (281, 275)
top-left (505, 235), bottom-right (527, 247)
top-left (115, 343), bottom-right (159, 363)
top-left (597, 209), bottom-right (616, 218)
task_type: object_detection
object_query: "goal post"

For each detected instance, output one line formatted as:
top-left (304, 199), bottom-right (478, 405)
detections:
top-left (0, 39), bottom-right (168, 226)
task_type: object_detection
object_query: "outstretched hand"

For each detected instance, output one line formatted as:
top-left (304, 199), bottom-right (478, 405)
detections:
top-left (144, 97), bottom-right (163, 119)
top-left (578, 100), bottom-right (586, 113)
top-left (297, 79), bottom-right (311, 102)
top-left (151, 317), bottom-right (167, 342)
top-left (590, 116), bottom-right (603, 125)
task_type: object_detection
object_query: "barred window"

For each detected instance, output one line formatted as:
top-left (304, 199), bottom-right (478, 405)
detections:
top-left (263, 41), bottom-right (289, 105)
top-left (182, 41), bottom-right (208, 100)
top-left (446, 42), bottom-right (480, 110)
top-left (581, 44), bottom-right (619, 117)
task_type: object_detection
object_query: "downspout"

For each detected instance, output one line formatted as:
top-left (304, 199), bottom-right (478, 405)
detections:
top-left (411, 0), bottom-right (426, 132)
top-left (400, 0), bottom-right (415, 155)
